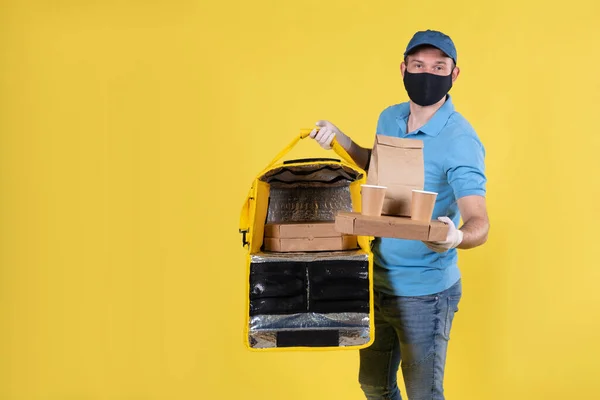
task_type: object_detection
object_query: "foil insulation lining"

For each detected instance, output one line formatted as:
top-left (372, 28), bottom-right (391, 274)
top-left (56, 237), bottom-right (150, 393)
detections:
top-left (250, 312), bottom-right (369, 330)
top-left (266, 185), bottom-right (352, 223)
top-left (249, 313), bottom-right (370, 349)
top-left (250, 250), bottom-right (369, 263)
top-left (249, 327), bottom-right (371, 349)
top-left (260, 163), bottom-right (358, 224)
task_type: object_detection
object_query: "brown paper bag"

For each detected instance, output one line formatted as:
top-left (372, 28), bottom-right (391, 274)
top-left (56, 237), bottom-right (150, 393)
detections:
top-left (366, 135), bottom-right (424, 217)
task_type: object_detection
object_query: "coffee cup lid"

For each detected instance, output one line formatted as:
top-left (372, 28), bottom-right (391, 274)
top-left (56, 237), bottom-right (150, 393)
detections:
top-left (412, 189), bottom-right (438, 195)
top-left (361, 184), bottom-right (387, 189)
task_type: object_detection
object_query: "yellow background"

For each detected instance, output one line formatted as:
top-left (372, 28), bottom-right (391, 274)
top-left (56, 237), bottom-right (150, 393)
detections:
top-left (1, 0), bottom-right (599, 399)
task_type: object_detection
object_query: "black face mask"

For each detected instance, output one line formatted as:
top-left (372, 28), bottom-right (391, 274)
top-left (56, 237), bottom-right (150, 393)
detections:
top-left (403, 70), bottom-right (453, 106)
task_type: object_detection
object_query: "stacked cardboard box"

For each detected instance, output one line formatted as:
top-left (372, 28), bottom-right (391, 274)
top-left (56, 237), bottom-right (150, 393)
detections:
top-left (263, 222), bottom-right (358, 252)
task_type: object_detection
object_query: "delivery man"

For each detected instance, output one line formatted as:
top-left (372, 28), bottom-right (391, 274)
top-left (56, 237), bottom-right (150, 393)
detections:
top-left (309, 29), bottom-right (489, 400)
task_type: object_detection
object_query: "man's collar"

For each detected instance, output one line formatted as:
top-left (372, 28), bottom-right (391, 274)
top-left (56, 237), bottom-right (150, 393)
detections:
top-left (396, 95), bottom-right (455, 137)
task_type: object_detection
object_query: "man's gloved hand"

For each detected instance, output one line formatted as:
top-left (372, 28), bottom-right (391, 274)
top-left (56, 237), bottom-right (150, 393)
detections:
top-left (423, 216), bottom-right (464, 253)
top-left (309, 120), bottom-right (352, 151)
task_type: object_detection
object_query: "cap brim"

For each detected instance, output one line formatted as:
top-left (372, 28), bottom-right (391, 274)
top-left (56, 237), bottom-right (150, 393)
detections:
top-left (404, 41), bottom-right (454, 61)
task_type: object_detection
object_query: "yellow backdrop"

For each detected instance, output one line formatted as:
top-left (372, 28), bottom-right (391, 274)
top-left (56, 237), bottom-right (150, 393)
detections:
top-left (1, 0), bottom-right (599, 399)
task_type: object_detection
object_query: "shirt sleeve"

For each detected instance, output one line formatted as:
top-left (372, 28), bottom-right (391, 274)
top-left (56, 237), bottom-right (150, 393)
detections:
top-left (375, 109), bottom-right (385, 134)
top-left (443, 134), bottom-right (487, 199)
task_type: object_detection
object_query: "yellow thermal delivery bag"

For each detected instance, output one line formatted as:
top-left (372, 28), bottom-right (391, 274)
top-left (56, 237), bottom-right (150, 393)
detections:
top-left (239, 129), bottom-right (375, 351)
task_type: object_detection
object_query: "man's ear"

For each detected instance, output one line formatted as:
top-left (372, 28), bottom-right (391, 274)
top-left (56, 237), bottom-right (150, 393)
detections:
top-left (400, 61), bottom-right (406, 77)
top-left (452, 66), bottom-right (460, 82)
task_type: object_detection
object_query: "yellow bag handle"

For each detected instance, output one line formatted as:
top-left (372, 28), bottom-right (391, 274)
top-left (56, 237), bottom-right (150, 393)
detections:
top-left (259, 128), bottom-right (358, 176)
top-left (300, 128), bottom-right (357, 167)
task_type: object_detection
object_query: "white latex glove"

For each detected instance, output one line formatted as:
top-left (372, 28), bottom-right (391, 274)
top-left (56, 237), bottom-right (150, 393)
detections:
top-left (423, 216), bottom-right (464, 253)
top-left (309, 120), bottom-right (352, 151)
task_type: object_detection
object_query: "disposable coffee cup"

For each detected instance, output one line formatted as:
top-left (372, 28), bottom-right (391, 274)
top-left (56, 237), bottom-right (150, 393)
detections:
top-left (361, 185), bottom-right (387, 216)
top-left (411, 190), bottom-right (438, 222)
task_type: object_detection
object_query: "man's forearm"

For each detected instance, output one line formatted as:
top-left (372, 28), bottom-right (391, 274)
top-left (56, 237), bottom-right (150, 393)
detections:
top-left (457, 217), bottom-right (489, 249)
top-left (346, 140), bottom-right (371, 171)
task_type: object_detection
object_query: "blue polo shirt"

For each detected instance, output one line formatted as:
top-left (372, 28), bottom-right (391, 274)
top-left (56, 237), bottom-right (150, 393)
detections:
top-left (372, 95), bottom-right (487, 296)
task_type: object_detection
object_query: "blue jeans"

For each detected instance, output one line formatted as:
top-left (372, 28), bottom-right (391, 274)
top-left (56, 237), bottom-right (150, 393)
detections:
top-left (359, 279), bottom-right (462, 400)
